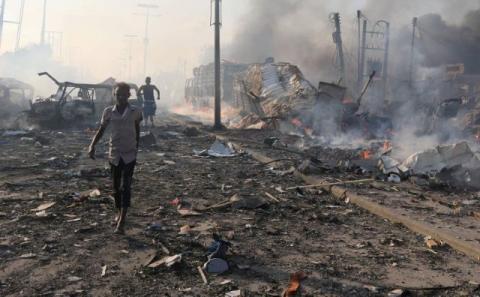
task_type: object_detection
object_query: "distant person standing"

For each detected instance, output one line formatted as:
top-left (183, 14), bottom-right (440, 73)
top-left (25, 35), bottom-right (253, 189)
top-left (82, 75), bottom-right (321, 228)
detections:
top-left (88, 83), bottom-right (143, 234)
top-left (138, 77), bottom-right (160, 128)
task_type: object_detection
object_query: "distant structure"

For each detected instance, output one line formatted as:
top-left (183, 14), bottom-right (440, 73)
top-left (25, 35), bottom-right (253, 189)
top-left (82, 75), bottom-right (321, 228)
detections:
top-left (0, 0), bottom-right (26, 51)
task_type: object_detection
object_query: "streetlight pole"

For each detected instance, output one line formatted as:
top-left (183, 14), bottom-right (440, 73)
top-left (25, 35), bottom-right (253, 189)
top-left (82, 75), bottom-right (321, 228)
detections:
top-left (213, 0), bottom-right (222, 130)
top-left (0, 0), bottom-right (6, 50)
top-left (15, 0), bottom-right (25, 51)
top-left (124, 34), bottom-right (137, 80)
top-left (137, 3), bottom-right (158, 77)
top-left (41, 0), bottom-right (47, 45)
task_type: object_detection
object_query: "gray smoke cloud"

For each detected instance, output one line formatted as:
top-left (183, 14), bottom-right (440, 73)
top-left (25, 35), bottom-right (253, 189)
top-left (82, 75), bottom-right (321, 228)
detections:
top-left (225, 0), bottom-right (480, 156)
top-left (227, 0), bottom-right (480, 84)
top-left (0, 45), bottom-right (82, 96)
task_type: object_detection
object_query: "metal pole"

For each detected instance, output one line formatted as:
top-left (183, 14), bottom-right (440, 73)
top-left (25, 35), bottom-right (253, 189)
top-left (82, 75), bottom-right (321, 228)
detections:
top-left (41, 0), bottom-right (47, 44)
top-left (137, 4), bottom-right (158, 77)
top-left (125, 35), bottom-right (136, 80)
top-left (15, 0), bottom-right (25, 51)
top-left (382, 22), bottom-right (390, 99)
top-left (358, 19), bottom-right (367, 90)
top-left (213, 0), bottom-right (222, 129)
top-left (357, 10), bottom-right (361, 91)
top-left (0, 0), bottom-right (6, 50)
top-left (408, 17), bottom-right (418, 87)
top-left (333, 13), bottom-right (345, 83)
top-left (143, 9), bottom-right (149, 76)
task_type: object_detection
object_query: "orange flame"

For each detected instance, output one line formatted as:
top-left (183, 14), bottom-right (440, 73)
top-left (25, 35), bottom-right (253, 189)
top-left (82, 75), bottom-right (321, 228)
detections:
top-left (383, 140), bottom-right (392, 151)
top-left (291, 118), bottom-right (303, 127)
top-left (360, 150), bottom-right (372, 160)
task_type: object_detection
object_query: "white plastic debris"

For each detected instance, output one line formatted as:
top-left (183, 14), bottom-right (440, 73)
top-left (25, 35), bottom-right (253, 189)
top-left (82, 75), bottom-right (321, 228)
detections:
top-left (2, 130), bottom-right (28, 137)
top-left (387, 174), bottom-right (401, 183)
top-left (195, 140), bottom-right (237, 157)
top-left (225, 290), bottom-right (242, 297)
top-left (402, 142), bottom-right (480, 174)
top-left (378, 156), bottom-right (408, 175)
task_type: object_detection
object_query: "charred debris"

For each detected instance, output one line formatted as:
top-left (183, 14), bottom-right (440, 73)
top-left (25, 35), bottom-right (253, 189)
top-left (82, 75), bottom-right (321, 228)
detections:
top-left (184, 12), bottom-right (480, 192)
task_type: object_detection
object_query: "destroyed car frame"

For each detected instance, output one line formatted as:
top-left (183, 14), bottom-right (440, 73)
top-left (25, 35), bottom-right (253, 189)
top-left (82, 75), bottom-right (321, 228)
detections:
top-left (0, 77), bottom-right (34, 118)
top-left (25, 72), bottom-right (116, 128)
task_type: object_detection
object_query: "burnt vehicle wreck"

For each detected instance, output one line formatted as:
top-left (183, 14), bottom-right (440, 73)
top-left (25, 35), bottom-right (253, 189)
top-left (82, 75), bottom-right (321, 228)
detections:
top-left (25, 72), bottom-right (115, 128)
top-left (0, 77), bottom-right (34, 119)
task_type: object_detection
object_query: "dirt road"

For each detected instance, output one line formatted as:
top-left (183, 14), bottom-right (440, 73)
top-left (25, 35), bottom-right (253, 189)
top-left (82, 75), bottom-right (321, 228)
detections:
top-left (0, 115), bottom-right (479, 296)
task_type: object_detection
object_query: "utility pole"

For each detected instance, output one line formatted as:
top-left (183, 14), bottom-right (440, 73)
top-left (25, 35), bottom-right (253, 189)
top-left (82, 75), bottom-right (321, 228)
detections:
top-left (15, 0), bottom-right (25, 51)
top-left (357, 15), bottom-right (390, 100)
top-left (408, 17), bottom-right (418, 87)
top-left (212, 0), bottom-right (222, 129)
top-left (45, 31), bottom-right (63, 60)
top-left (357, 10), bottom-right (361, 91)
top-left (332, 13), bottom-right (345, 83)
top-left (358, 19), bottom-right (367, 90)
top-left (380, 21), bottom-right (390, 99)
top-left (0, 0), bottom-right (27, 51)
top-left (41, 0), bottom-right (47, 44)
top-left (0, 0), bottom-right (6, 50)
top-left (124, 34), bottom-right (137, 80)
top-left (137, 3), bottom-right (158, 77)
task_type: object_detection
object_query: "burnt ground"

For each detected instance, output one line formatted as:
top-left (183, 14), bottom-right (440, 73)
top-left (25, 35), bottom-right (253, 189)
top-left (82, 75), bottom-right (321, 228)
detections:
top-left (0, 114), bottom-right (480, 297)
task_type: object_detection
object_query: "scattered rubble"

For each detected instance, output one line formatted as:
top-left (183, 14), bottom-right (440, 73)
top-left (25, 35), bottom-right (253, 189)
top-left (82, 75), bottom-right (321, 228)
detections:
top-left (1, 115), bottom-right (480, 296)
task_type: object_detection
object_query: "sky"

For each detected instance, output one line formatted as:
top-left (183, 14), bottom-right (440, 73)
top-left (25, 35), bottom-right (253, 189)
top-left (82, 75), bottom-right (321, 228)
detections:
top-left (0, 0), bottom-right (249, 81)
top-left (1, 0), bottom-right (479, 97)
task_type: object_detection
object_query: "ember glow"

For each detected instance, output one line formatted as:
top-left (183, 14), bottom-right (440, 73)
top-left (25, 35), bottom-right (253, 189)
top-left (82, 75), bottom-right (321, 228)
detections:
top-left (291, 118), bottom-right (303, 128)
top-left (360, 150), bottom-right (373, 160)
top-left (383, 140), bottom-right (392, 151)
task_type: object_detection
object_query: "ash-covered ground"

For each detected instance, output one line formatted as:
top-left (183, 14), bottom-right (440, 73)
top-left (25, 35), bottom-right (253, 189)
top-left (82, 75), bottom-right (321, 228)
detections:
top-left (1, 114), bottom-right (479, 297)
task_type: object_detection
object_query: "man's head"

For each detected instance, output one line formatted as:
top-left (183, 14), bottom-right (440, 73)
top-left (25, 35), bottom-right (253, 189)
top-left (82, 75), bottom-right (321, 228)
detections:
top-left (115, 82), bottom-right (131, 106)
top-left (145, 77), bottom-right (151, 85)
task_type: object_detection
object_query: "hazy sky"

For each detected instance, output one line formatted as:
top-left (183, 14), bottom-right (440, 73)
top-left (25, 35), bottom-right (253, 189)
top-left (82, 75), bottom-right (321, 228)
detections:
top-left (1, 0), bottom-right (479, 86)
top-left (1, 0), bottom-right (249, 80)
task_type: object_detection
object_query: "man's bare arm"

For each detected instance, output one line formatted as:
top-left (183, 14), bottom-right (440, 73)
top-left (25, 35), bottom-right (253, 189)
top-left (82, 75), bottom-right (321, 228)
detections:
top-left (154, 86), bottom-right (160, 100)
top-left (88, 126), bottom-right (106, 159)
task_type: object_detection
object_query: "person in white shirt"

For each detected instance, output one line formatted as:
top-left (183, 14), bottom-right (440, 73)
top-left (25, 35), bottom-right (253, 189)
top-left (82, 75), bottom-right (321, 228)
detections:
top-left (88, 82), bottom-right (143, 234)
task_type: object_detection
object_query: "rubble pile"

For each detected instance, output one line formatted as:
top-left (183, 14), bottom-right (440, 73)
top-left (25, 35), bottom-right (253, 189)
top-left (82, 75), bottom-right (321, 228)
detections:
top-left (230, 62), bottom-right (318, 130)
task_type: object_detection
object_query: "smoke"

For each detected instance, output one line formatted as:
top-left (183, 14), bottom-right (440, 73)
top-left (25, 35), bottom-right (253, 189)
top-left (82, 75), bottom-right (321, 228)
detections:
top-left (225, 0), bottom-right (480, 154)
top-left (0, 45), bottom-right (82, 97)
top-left (227, 0), bottom-right (480, 82)
top-left (413, 11), bottom-right (480, 73)
top-left (227, 0), bottom-right (342, 83)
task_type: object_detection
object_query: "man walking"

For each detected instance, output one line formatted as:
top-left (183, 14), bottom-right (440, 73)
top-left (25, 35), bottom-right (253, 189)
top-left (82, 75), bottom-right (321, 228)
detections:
top-left (88, 83), bottom-right (143, 234)
top-left (138, 77), bottom-right (160, 128)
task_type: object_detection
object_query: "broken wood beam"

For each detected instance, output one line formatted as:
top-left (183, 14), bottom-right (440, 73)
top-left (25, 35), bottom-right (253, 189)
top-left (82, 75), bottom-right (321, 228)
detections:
top-left (197, 266), bottom-right (208, 284)
top-left (286, 178), bottom-right (374, 190)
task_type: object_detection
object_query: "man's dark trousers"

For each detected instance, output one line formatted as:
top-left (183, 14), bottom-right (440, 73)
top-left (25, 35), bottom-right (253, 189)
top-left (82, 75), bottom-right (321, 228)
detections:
top-left (111, 158), bottom-right (136, 209)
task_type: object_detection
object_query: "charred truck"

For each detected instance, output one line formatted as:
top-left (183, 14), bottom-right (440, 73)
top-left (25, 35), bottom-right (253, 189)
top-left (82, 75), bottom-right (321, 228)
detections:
top-left (26, 73), bottom-right (139, 128)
